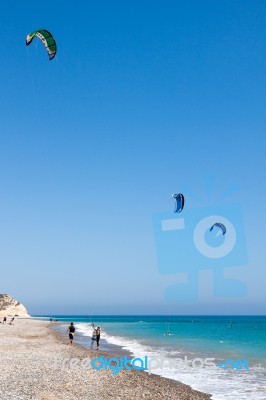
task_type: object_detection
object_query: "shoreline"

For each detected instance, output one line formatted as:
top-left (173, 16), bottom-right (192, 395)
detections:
top-left (0, 318), bottom-right (211, 400)
top-left (50, 321), bottom-right (134, 358)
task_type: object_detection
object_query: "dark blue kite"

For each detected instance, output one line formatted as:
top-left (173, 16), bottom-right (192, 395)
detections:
top-left (210, 222), bottom-right (226, 235)
top-left (172, 193), bottom-right (185, 213)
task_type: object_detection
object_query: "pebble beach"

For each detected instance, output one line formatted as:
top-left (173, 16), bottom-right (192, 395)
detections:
top-left (0, 318), bottom-right (211, 400)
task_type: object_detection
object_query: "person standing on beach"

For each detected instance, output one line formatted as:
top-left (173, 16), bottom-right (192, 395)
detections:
top-left (67, 322), bottom-right (75, 345)
top-left (3, 316), bottom-right (7, 324)
top-left (9, 317), bottom-right (15, 325)
top-left (96, 327), bottom-right (100, 350)
top-left (91, 327), bottom-right (97, 349)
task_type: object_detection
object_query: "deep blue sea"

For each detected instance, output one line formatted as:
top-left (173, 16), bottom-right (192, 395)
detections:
top-left (34, 315), bottom-right (266, 400)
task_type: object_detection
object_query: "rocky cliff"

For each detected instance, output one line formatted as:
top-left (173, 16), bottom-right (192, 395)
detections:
top-left (0, 294), bottom-right (30, 317)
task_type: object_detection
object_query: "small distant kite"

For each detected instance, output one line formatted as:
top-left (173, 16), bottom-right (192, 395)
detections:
top-left (210, 222), bottom-right (226, 236)
top-left (26, 29), bottom-right (57, 60)
top-left (172, 193), bottom-right (185, 213)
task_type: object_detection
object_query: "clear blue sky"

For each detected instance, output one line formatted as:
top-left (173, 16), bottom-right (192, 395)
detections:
top-left (0, 0), bottom-right (265, 315)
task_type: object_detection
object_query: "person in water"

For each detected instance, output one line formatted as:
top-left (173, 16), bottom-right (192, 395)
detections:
top-left (67, 322), bottom-right (75, 345)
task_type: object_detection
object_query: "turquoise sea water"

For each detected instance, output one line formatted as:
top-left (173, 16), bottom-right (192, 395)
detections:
top-left (35, 315), bottom-right (266, 400)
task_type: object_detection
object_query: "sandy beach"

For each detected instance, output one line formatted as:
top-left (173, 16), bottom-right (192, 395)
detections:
top-left (0, 318), bottom-right (211, 400)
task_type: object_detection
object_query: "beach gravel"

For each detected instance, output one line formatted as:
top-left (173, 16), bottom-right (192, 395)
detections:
top-left (0, 319), bottom-right (211, 400)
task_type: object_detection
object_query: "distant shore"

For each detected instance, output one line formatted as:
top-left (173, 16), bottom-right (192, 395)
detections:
top-left (0, 318), bottom-right (211, 400)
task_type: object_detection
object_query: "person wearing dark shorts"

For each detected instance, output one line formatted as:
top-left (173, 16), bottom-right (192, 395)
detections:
top-left (96, 327), bottom-right (100, 349)
top-left (67, 322), bottom-right (75, 345)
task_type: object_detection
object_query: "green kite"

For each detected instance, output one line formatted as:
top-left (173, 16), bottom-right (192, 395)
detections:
top-left (26, 29), bottom-right (57, 60)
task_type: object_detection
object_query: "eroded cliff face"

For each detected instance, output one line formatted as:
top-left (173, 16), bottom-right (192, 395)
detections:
top-left (0, 294), bottom-right (30, 317)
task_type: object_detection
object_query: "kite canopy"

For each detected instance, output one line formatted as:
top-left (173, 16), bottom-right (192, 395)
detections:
top-left (26, 29), bottom-right (57, 60)
top-left (172, 193), bottom-right (185, 213)
top-left (210, 222), bottom-right (226, 235)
